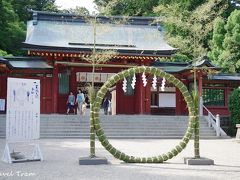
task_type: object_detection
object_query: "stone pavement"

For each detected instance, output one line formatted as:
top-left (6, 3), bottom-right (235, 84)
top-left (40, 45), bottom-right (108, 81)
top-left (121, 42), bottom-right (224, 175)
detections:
top-left (0, 138), bottom-right (240, 180)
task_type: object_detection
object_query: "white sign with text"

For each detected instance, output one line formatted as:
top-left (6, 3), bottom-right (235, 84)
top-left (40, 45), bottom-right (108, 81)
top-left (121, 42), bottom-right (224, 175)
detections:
top-left (6, 78), bottom-right (40, 141)
top-left (2, 78), bottom-right (42, 163)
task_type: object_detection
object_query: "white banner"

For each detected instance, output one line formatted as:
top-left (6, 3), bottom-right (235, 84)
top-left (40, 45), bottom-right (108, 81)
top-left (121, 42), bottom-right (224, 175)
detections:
top-left (6, 78), bottom-right (40, 141)
top-left (159, 93), bottom-right (176, 107)
top-left (77, 72), bottom-right (115, 82)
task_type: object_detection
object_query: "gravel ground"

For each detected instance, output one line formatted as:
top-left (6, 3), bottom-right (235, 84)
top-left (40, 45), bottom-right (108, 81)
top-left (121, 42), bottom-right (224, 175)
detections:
top-left (0, 138), bottom-right (240, 180)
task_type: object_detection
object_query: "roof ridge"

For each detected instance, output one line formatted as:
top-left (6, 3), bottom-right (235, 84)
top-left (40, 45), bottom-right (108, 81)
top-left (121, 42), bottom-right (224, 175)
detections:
top-left (30, 10), bottom-right (158, 26)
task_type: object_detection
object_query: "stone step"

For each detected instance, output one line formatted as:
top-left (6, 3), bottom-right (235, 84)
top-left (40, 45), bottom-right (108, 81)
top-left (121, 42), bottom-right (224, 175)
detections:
top-left (0, 129), bottom-right (216, 133)
top-left (37, 120), bottom-right (208, 123)
top-left (44, 119), bottom-right (205, 121)
top-left (0, 115), bottom-right (225, 139)
top-left (39, 131), bottom-right (216, 134)
top-left (37, 124), bottom-right (209, 128)
top-left (0, 130), bottom-right (216, 135)
top-left (0, 135), bottom-right (226, 139)
top-left (38, 120), bottom-right (193, 122)
top-left (39, 132), bottom-right (216, 136)
top-left (0, 125), bottom-right (210, 128)
top-left (40, 126), bottom-right (212, 130)
top-left (0, 119), bottom-right (209, 123)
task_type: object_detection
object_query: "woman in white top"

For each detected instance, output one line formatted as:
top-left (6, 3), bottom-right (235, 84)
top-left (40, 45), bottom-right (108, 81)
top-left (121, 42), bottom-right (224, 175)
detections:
top-left (76, 89), bottom-right (85, 115)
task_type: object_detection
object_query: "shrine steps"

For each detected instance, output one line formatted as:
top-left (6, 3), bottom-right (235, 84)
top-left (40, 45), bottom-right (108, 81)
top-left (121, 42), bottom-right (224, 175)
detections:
top-left (0, 114), bottom-right (228, 139)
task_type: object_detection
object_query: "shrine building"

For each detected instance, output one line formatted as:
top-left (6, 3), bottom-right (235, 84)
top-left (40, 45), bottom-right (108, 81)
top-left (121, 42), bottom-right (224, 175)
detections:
top-left (0, 11), bottom-right (239, 116)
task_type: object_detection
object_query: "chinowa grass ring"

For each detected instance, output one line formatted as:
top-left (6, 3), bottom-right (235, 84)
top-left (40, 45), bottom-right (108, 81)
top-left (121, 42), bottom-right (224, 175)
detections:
top-left (92, 66), bottom-right (197, 163)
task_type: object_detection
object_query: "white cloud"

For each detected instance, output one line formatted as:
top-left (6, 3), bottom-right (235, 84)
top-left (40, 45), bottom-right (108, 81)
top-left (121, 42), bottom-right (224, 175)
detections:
top-left (55, 0), bottom-right (97, 13)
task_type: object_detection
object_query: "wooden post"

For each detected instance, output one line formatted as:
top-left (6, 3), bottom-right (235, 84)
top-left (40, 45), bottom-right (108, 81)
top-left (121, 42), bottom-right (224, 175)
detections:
top-left (236, 124), bottom-right (240, 139)
top-left (216, 114), bottom-right (220, 137)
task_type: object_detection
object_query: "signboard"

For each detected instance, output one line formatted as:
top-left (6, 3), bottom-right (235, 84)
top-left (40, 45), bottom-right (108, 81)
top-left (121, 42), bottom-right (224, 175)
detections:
top-left (2, 78), bottom-right (42, 163)
top-left (0, 99), bottom-right (5, 111)
top-left (6, 78), bottom-right (40, 141)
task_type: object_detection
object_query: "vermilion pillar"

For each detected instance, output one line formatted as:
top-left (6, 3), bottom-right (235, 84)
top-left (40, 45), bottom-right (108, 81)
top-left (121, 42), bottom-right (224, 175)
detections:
top-left (175, 87), bottom-right (182, 115)
top-left (134, 74), bottom-right (151, 114)
top-left (134, 74), bottom-right (144, 114)
top-left (225, 86), bottom-right (230, 107)
top-left (198, 72), bottom-right (203, 116)
top-left (145, 78), bottom-right (151, 114)
top-left (52, 64), bottom-right (59, 113)
top-left (180, 78), bottom-right (188, 115)
top-left (198, 72), bottom-right (203, 97)
top-left (70, 67), bottom-right (77, 94)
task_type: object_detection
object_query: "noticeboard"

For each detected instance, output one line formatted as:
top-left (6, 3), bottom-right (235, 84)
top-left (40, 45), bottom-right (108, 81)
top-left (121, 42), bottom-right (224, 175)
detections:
top-left (6, 78), bottom-right (40, 141)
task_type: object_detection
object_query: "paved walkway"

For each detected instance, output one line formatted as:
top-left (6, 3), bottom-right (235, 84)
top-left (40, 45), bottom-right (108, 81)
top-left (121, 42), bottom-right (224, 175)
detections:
top-left (0, 138), bottom-right (240, 180)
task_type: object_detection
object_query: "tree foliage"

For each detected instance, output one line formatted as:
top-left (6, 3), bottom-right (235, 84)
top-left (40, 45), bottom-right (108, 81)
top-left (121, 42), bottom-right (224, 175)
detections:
top-left (94, 0), bottom-right (208, 16)
top-left (209, 10), bottom-right (240, 72)
top-left (0, 0), bottom-right (58, 55)
top-left (229, 87), bottom-right (240, 135)
top-left (154, 0), bottom-right (231, 61)
top-left (0, 0), bottom-right (25, 55)
top-left (34, 0), bottom-right (58, 12)
top-left (11, 0), bottom-right (58, 22)
top-left (60, 6), bottom-right (90, 16)
top-left (158, 0), bottom-right (207, 11)
top-left (0, 49), bottom-right (10, 56)
top-left (94, 0), bottom-right (159, 16)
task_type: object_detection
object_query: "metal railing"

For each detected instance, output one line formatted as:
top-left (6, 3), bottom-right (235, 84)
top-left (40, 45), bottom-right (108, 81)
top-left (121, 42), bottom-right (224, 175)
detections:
top-left (202, 105), bottom-right (227, 137)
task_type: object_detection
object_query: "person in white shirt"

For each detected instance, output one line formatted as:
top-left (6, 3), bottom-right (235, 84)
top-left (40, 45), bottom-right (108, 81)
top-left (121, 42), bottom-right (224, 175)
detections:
top-left (76, 89), bottom-right (85, 115)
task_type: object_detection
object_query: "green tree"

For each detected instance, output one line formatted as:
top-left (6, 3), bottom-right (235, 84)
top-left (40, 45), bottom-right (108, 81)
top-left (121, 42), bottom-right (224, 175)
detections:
top-left (94, 0), bottom-right (110, 7)
top-left (11, 0), bottom-right (59, 23)
top-left (158, 0), bottom-right (207, 11)
top-left (95, 0), bottom-right (207, 16)
top-left (33, 0), bottom-right (58, 12)
top-left (11, 0), bottom-right (35, 22)
top-left (208, 18), bottom-right (226, 69)
top-left (76, 16), bottom-right (118, 158)
top-left (0, 49), bottom-right (10, 56)
top-left (0, 0), bottom-right (26, 55)
top-left (154, 0), bottom-right (231, 61)
top-left (95, 0), bottom-right (159, 16)
top-left (61, 6), bottom-right (90, 16)
top-left (209, 10), bottom-right (240, 72)
top-left (229, 87), bottom-right (240, 136)
top-left (0, 0), bottom-right (59, 55)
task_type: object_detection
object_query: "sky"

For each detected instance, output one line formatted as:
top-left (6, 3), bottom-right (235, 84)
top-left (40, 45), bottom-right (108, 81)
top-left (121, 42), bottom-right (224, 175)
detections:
top-left (55, 0), bottom-right (97, 13)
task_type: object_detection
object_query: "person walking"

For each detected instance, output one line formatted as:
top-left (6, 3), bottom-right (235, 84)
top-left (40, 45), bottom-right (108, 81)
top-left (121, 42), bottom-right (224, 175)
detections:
top-left (76, 89), bottom-right (85, 115)
top-left (66, 92), bottom-right (75, 114)
top-left (103, 97), bottom-right (110, 115)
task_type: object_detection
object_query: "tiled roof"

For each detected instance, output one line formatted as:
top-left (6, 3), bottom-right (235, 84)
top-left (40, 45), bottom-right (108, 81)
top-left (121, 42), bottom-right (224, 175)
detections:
top-left (0, 57), bottom-right (52, 69)
top-left (23, 11), bottom-right (176, 56)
